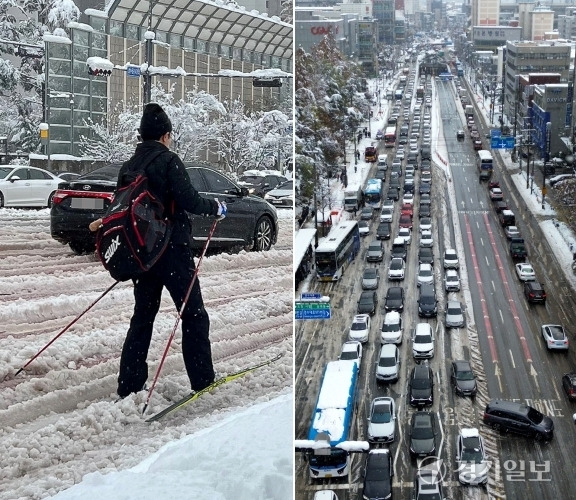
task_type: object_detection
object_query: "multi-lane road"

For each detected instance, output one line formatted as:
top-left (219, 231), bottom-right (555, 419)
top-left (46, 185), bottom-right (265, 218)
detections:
top-left (295, 72), bottom-right (576, 500)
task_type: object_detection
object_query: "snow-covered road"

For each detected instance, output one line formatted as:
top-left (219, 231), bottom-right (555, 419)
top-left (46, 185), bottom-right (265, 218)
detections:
top-left (0, 208), bottom-right (293, 500)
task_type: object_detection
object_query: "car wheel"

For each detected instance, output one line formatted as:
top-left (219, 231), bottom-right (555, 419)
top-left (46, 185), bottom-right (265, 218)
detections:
top-left (47, 190), bottom-right (56, 208)
top-left (252, 216), bottom-right (274, 251)
top-left (0, 191), bottom-right (4, 207)
top-left (69, 240), bottom-right (95, 255)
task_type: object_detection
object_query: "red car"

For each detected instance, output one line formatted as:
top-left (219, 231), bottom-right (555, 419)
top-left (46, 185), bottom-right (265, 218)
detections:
top-left (401, 203), bottom-right (414, 218)
top-left (399, 213), bottom-right (413, 229)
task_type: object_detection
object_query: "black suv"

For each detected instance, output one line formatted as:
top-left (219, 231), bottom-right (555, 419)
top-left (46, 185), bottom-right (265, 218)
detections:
top-left (408, 363), bottom-right (434, 407)
top-left (417, 284), bottom-right (437, 317)
top-left (363, 450), bottom-right (393, 500)
top-left (482, 399), bottom-right (554, 441)
top-left (524, 281), bottom-right (546, 304)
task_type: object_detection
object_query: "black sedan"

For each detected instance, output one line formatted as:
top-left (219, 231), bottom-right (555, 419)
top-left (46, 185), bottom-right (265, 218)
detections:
top-left (451, 360), bottom-right (477, 397)
top-left (409, 411), bottom-right (437, 458)
top-left (384, 286), bottom-right (404, 311)
top-left (408, 363), bottom-right (434, 407)
top-left (362, 450), bottom-right (393, 500)
top-left (357, 291), bottom-right (378, 316)
top-left (418, 247), bottom-right (434, 266)
top-left (50, 163), bottom-right (278, 255)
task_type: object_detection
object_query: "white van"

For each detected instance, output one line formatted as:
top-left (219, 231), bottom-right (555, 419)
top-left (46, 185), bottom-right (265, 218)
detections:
top-left (343, 186), bottom-right (363, 212)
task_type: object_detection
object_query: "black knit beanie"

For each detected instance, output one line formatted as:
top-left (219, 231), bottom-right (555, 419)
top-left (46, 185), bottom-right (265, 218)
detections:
top-left (139, 103), bottom-right (173, 141)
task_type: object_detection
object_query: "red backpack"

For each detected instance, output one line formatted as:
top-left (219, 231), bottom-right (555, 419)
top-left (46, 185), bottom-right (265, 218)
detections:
top-left (96, 152), bottom-right (172, 281)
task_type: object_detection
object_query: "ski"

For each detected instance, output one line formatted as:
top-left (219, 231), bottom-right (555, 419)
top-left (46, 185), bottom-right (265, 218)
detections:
top-left (145, 353), bottom-right (282, 422)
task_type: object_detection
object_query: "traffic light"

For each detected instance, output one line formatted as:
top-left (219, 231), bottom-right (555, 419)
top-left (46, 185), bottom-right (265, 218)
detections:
top-left (252, 78), bottom-right (282, 88)
top-left (86, 57), bottom-right (114, 77)
top-left (88, 67), bottom-right (112, 77)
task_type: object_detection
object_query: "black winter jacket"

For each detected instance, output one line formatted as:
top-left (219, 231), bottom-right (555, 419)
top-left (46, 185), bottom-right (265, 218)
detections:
top-left (117, 140), bottom-right (219, 245)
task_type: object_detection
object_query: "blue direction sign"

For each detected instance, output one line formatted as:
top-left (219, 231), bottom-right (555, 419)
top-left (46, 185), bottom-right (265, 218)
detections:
top-left (491, 136), bottom-right (515, 149)
top-left (301, 292), bottom-right (322, 300)
top-left (490, 129), bottom-right (501, 139)
top-left (127, 66), bottom-right (141, 78)
top-left (295, 301), bottom-right (331, 320)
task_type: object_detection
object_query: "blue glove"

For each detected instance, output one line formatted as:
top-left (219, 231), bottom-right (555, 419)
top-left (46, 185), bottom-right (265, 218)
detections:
top-left (215, 198), bottom-right (227, 219)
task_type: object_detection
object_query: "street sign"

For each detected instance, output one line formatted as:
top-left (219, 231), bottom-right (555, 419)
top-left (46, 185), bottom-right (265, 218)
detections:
top-left (295, 301), bottom-right (331, 320)
top-left (490, 129), bottom-right (501, 138)
top-left (301, 292), bottom-right (322, 300)
top-left (127, 66), bottom-right (141, 78)
top-left (491, 136), bottom-right (515, 149)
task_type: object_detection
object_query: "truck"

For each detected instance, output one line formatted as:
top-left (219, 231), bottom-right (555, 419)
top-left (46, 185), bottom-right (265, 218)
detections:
top-left (509, 238), bottom-right (527, 259)
top-left (344, 186), bottom-right (363, 212)
top-left (364, 146), bottom-right (378, 162)
top-left (464, 105), bottom-right (474, 119)
top-left (394, 89), bottom-right (403, 100)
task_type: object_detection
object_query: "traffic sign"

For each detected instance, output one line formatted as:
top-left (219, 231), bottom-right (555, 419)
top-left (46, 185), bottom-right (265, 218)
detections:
top-left (127, 66), bottom-right (141, 77)
top-left (491, 136), bottom-right (515, 149)
top-left (295, 301), bottom-right (331, 320)
top-left (490, 129), bottom-right (501, 138)
top-left (301, 292), bottom-right (322, 300)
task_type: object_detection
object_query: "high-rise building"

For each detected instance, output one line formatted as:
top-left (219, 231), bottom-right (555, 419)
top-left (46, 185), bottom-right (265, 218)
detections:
top-left (472, 0), bottom-right (499, 27)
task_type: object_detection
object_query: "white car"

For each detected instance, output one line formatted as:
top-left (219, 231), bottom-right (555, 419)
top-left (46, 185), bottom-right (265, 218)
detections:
top-left (419, 217), bottom-right (432, 232)
top-left (388, 257), bottom-right (406, 280)
top-left (0, 165), bottom-right (64, 208)
top-left (367, 397), bottom-right (396, 443)
top-left (376, 343), bottom-right (400, 382)
top-left (398, 227), bottom-right (411, 245)
top-left (419, 229), bottom-right (433, 247)
top-left (380, 207), bottom-right (393, 222)
top-left (443, 248), bottom-right (459, 269)
top-left (403, 192), bottom-right (414, 205)
top-left (456, 428), bottom-right (489, 485)
top-left (489, 187), bottom-right (503, 200)
top-left (412, 323), bottom-right (435, 359)
top-left (445, 300), bottom-right (465, 328)
top-left (515, 262), bottom-right (536, 282)
top-left (444, 269), bottom-right (461, 292)
top-left (382, 199), bottom-right (395, 212)
top-left (349, 314), bottom-right (371, 343)
top-left (381, 311), bottom-right (402, 344)
top-left (339, 341), bottom-right (363, 367)
top-left (417, 263), bottom-right (434, 287)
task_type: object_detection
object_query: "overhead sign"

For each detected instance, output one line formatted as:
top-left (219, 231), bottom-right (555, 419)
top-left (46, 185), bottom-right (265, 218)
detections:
top-left (301, 292), bottom-right (321, 300)
top-left (295, 301), bottom-right (331, 320)
top-left (491, 136), bottom-right (515, 149)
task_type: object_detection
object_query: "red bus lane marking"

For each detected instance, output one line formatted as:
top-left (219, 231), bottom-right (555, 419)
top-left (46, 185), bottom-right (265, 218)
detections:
top-left (463, 214), bottom-right (499, 362)
top-left (482, 212), bottom-right (532, 362)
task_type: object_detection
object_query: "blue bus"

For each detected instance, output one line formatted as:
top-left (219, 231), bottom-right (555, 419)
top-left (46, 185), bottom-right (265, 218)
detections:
top-left (439, 72), bottom-right (453, 81)
top-left (364, 178), bottom-right (383, 210)
top-left (315, 221), bottom-right (360, 281)
top-left (307, 360), bottom-right (359, 478)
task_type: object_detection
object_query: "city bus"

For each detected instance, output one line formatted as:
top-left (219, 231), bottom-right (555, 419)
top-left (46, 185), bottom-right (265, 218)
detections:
top-left (307, 360), bottom-right (359, 478)
top-left (364, 178), bottom-right (383, 210)
top-left (295, 227), bottom-right (316, 290)
top-left (315, 221), bottom-right (360, 281)
top-left (439, 72), bottom-right (453, 81)
top-left (383, 126), bottom-right (397, 147)
top-left (477, 149), bottom-right (494, 181)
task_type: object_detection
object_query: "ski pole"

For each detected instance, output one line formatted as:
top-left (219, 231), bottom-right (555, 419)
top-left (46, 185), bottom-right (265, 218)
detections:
top-left (13, 280), bottom-right (119, 378)
top-left (143, 218), bottom-right (219, 415)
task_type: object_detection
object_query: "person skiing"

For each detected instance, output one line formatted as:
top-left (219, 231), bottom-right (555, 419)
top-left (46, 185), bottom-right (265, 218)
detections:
top-left (115, 103), bottom-right (227, 399)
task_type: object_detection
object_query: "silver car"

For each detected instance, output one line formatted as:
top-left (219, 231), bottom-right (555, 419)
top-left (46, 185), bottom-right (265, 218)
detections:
top-left (445, 300), bottom-right (465, 328)
top-left (362, 267), bottom-right (380, 290)
top-left (367, 397), bottom-right (396, 443)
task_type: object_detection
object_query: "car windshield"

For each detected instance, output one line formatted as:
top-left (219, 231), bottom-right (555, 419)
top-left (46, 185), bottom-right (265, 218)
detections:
top-left (447, 306), bottom-right (462, 315)
top-left (412, 418), bottom-right (433, 438)
top-left (548, 326), bottom-right (565, 340)
top-left (239, 175), bottom-right (264, 184)
top-left (276, 180), bottom-right (292, 190)
top-left (415, 334), bottom-right (432, 344)
top-left (419, 269), bottom-right (432, 277)
top-left (379, 356), bottom-right (396, 367)
top-left (372, 403), bottom-right (392, 423)
top-left (364, 269), bottom-right (377, 279)
top-left (412, 377), bottom-right (430, 390)
top-left (0, 166), bottom-right (13, 178)
top-left (461, 439), bottom-right (483, 462)
top-left (527, 407), bottom-right (544, 424)
top-left (351, 321), bottom-right (365, 331)
top-left (456, 369), bottom-right (474, 380)
top-left (340, 351), bottom-right (357, 360)
top-left (79, 164), bottom-right (121, 181)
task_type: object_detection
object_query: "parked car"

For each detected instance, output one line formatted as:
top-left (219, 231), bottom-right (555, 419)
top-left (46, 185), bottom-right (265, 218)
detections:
top-left (419, 217), bottom-right (432, 232)
top-left (367, 397), bottom-right (396, 443)
top-left (412, 323), bottom-right (435, 359)
top-left (264, 179), bottom-right (293, 208)
top-left (417, 284), bottom-right (437, 318)
top-left (409, 410), bottom-right (437, 456)
top-left (237, 170), bottom-right (287, 197)
top-left (443, 248), bottom-right (459, 269)
top-left (418, 247), bottom-right (434, 266)
top-left (456, 428), bottom-right (489, 485)
top-left (524, 281), bottom-right (546, 303)
top-left (349, 314), bottom-right (371, 343)
top-left (385, 286), bottom-right (405, 311)
top-left (445, 300), bottom-right (465, 328)
top-left (399, 213), bottom-right (413, 229)
top-left (362, 267), bottom-right (380, 290)
top-left (541, 324), bottom-right (569, 351)
top-left (50, 164), bottom-right (278, 255)
top-left (489, 187), bottom-right (503, 200)
top-left (361, 207), bottom-right (374, 220)
top-left (419, 229), bottom-right (433, 248)
top-left (413, 468), bottom-right (444, 500)
top-left (457, 129), bottom-right (465, 140)
top-left (398, 227), bottom-right (412, 245)
top-left (515, 262), bottom-right (535, 282)
top-left (417, 263), bottom-right (434, 287)
top-left (357, 291), bottom-right (378, 316)
top-left (451, 360), bottom-right (477, 397)
top-left (381, 311), bottom-right (403, 344)
top-left (376, 221), bottom-right (392, 240)
top-left (505, 225), bottom-right (521, 239)
top-left (367, 240), bottom-right (384, 262)
top-left (376, 343), bottom-right (400, 383)
top-left (418, 203), bottom-right (431, 218)
top-left (362, 450), bottom-right (393, 500)
top-left (0, 165), bottom-right (64, 208)
top-left (482, 399), bottom-right (554, 441)
top-left (379, 207), bottom-right (393, 223)
top-left (358, 220), bottom-right (370, 237)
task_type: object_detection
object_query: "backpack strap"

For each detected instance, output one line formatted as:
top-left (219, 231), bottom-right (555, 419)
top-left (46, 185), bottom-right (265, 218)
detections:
top-left (120, 149), bottom-right (168, 185)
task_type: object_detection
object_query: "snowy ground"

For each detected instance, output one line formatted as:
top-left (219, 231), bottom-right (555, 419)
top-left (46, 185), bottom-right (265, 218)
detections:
top-left (0, 208), bottom-right (293, 500)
